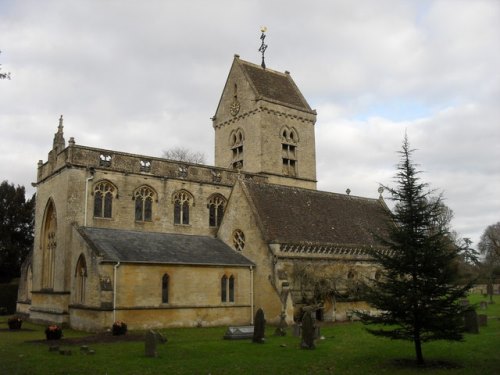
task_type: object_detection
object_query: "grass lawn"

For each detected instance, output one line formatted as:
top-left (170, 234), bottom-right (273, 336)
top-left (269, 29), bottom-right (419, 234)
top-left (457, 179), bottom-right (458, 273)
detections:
top-left (1, 294), bottom-right (499, 375)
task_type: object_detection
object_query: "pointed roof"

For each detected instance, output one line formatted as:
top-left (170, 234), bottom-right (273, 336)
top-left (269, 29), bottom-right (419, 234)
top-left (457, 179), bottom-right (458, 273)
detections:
top-left (240, 180), bottom-right (391, 247)
top-left (78, 227), bottom-right (254, 267)
top-left (214, 56), bottom-right (315, 117)
top-left (238, 58), bottom-right (313, 112)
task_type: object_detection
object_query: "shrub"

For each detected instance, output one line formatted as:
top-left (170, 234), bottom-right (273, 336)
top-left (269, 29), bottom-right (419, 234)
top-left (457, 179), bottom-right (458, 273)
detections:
top-left (112, 321), bottom-right (127, 335)
top-left (45, 325), bottom-right (63, 340)
top-left (7, 316), bottom-right (23, 330)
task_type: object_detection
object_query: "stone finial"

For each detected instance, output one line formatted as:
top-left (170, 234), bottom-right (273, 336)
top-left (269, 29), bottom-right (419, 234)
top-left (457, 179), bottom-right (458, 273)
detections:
top-left (68, 137), bottom-right (75, 146)
top-left (52, 115), bottom-right (66, 152)
top-left (378, 186), bottom-right (384, 198)
top-left (346, 188), bottom-right (351, 196)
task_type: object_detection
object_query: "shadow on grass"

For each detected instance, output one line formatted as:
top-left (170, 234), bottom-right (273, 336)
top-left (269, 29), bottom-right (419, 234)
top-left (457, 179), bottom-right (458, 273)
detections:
top-left (391, 358), bottom-right (463, 370)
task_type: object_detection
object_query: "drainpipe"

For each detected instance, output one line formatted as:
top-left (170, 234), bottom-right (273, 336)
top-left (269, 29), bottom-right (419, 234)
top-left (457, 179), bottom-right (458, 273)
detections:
top-left (250, 266), bottom-right (254, 324)
top-left (113, 262), bottom-right (121, 322)
top-left (84, 168), bottom-right (95, 226)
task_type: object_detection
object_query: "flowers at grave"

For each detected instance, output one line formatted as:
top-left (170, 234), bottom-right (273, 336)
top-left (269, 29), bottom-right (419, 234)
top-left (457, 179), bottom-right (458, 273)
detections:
top-left (7, 316), bottom-right (23, 330)
top-left (45, 324), bottom-right (63, 340)
top-left (112, 320), bottom-right (127, 336)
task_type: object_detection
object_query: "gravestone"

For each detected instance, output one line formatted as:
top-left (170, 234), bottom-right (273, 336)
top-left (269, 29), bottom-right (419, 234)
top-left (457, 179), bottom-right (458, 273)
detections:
top-left (478, 314), bottom-right (487, 326)
top-left (223, 326), bottom-right (254, 340)
top-left (464, 309), bottom-right (479, 334)
top-left (274, 312), bottom-right (287, 336)
top-left (145, 330), bottom-right (158, 357)
top-left (48, 345), bottom-right (59, 352)
top-left (480, 301), bottom-right (488, 310)
top-left (301, 313), bottom-right (316, 349)
top-left (292, 324), bottom-right (301, 337)
top-left (252, 308), bottom-right (266, 343)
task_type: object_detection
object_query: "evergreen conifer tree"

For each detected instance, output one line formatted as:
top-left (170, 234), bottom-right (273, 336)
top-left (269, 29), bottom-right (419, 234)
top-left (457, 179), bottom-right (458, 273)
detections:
top-left (359, 136), bottom-right (471, 365)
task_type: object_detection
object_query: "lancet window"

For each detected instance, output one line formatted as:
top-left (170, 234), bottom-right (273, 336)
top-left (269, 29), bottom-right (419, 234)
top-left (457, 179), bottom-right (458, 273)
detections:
top-left (281, 127), bottom-right (299, 177)
top-left (229, 128), bottom-right (244, 169)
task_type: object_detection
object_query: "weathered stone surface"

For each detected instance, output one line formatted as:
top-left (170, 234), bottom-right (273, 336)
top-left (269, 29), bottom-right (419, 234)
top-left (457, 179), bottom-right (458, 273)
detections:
top-left (145, 330), bottom-right (158, 358)
top-left (464, 309), bottom-right (479, 334)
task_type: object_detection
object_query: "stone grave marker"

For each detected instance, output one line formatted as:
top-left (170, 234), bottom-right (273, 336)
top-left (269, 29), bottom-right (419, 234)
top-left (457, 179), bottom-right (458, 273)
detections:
top-left (223, 326), bottom-right (254, 340)
top-left (145, 330), bottom-right (158, 358)
top-left (464, 309), bottom-right (479, 334)
top-left (252, 308), bottom-right (266, 343)
top-left (480, 301), bottom-right (488, 310)
top-left (301, 313), bottom-right (316, 349)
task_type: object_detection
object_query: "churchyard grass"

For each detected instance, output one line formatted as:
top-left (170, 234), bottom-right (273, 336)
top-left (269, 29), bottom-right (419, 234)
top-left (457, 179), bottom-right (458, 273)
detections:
top-left (1, 294), bottom-right (498, 375)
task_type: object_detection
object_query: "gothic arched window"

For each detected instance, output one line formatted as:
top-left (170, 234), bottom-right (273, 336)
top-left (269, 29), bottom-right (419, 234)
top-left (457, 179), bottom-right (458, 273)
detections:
top-left (207, 194), bottom-right (226, 227)
top-left (134, 186), bottom-right (155, 222)
top-left (42, 199), bottom-right (57, 289)
top-left (93, 181), bottom-right (116, 218)
top-left (280, 126), bottom-right (299, 177)
top-left (229, 128), bottom-right (244, 169)
top-left (75, 254), bottom-right (87, 304)
top-left (173, 190), bottom-right (194, 225)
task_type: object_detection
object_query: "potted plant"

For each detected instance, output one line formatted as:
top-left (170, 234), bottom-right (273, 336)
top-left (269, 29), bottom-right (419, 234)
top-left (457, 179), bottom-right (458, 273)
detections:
top-left (7, 316), bottom-right (23, 330)
top-left (45, 325), bottom-right (63, 340)
top-left (112, 320), bottom-right (127, 335)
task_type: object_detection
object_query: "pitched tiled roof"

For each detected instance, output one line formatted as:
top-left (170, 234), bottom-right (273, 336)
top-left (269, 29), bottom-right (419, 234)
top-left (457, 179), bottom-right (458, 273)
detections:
top-left (77, 227), bottom-right (254, 266)
top-left (242, 181), bottom-right (391, 247)
top-left (240, 60), bottom-right (312, 112)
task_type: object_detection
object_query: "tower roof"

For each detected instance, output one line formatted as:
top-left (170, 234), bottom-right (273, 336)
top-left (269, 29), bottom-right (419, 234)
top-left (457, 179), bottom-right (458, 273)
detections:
top-left (238, 59), bottom-right (313, 112)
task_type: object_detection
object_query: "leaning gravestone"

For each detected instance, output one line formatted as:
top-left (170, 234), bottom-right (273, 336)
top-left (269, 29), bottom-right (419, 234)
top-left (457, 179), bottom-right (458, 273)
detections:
top-left (145, 330), bottom-right (158, 357)
top-left (252, 308), bottom-right (266, 343)
top-left (301, 313), bottom-right (315, 349)
top-left (464, 309), bottom-right (479, 334)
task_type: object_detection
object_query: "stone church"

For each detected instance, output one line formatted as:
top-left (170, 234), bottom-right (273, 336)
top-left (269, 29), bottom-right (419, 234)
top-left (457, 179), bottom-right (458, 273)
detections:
top-left (17, 55), bottom-right (391, 331)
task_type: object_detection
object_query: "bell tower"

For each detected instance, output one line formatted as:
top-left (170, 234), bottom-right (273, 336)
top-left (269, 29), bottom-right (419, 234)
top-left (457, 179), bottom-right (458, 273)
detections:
top-left (212, 55), bottom-right (317, 189)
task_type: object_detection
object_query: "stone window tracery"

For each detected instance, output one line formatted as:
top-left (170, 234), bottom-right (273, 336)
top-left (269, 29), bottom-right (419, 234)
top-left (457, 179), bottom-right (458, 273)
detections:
top-left (75, 254), bottom-right (87, 304)
top-left (99, 154), bottom-right (112, 167)
top-left (134, 186), bottom-right (155, 222)
top-left (280, 127), bottom-right (298, 177)
top-left (207, 194), bottom-right (226, 227)
top-left (232, 229), bottom-right (245, 251)
top-left (42, 200), bottom-right (57, 289)
top-left (173, 190), bottom-right (194, 225)
top-left (229, 128), bottom-right (244, 169)
top-left (93, 181), bottom-right (116, 218)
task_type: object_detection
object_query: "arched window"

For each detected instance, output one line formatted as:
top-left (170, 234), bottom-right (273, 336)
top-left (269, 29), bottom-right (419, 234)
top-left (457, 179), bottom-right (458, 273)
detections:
top-left (208, 194), bottom-right (226, 227)
top-left (93, 181), bottom-right (116, 218)
top-left (221, 274), bottom-right (235, 303)
top-left (229, 128), bottom-right (244, 169)
top-left (134, 186), bottom-right (155, 222)
top-left (173, 190), bottom-right (194, 225)
top-left (42, 199), bottom-right (57, 289)
top-left (162, 274), bottom-right (169, 303)
top-left (280, 126), bottom-right (299, 177)
top-left (75, 254), bottom-right (87, 304)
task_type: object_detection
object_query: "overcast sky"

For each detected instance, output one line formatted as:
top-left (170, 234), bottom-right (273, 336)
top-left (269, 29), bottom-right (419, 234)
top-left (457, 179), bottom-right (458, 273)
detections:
top-left (0, 0), bottom-right (499, 249)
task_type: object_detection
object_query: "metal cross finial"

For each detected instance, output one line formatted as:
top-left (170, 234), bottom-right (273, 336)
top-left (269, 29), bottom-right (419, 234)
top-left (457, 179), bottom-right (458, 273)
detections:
top-left (258, 26), bottom-right (268, 69)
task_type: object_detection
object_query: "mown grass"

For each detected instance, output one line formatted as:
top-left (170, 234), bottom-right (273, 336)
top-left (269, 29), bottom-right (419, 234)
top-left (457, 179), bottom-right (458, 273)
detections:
top-left (0, 294), bottom-right (499, 375)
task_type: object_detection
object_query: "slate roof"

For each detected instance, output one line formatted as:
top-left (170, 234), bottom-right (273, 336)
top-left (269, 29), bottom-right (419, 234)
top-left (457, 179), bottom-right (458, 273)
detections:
top-left (242, 181), bottom-right (392, 247)
top-left (239, 60), bottom-right (313, 112)
top-left (77, 227), bottom-right (254, 266)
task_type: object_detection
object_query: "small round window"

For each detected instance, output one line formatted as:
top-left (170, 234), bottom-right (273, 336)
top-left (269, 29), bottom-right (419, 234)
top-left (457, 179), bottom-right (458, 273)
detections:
top-left (232, 229), bottom-right (245, 251)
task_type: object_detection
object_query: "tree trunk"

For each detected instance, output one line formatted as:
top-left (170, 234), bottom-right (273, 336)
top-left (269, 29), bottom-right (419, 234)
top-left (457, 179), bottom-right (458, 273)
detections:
top-left (414, 336), bottom-right (424, 365)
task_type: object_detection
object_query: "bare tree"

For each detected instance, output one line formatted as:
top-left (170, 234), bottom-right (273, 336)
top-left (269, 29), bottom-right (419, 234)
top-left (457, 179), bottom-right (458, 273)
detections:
top-left (0, 50), bottom-right (11, 80)
top-left (162, 147), bottom-right (205, 164)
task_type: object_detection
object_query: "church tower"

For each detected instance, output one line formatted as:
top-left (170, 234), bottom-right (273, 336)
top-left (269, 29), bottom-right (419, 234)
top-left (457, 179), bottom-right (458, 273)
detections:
top-left (212, 55), bottom-right (317, 189)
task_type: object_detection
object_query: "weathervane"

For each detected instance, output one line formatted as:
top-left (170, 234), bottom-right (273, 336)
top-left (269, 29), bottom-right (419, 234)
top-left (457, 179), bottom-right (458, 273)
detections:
top-left (258, 26), bottom-right (268, 69)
